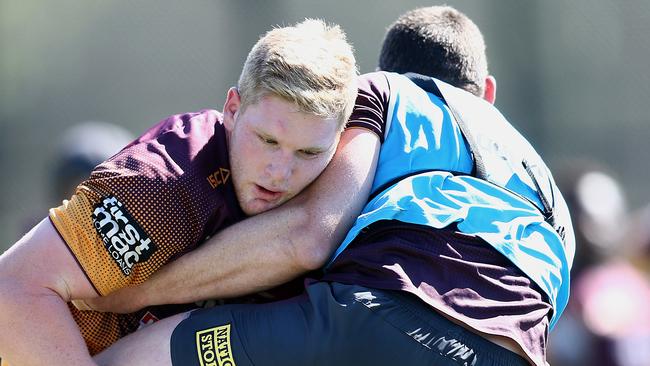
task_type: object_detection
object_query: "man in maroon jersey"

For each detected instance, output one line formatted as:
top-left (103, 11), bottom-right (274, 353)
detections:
top-left (0, 19), bottom-right (379, 366)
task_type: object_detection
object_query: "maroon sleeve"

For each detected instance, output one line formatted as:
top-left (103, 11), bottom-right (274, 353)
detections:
top-left (49, 110), bottom-right (244, 295)
top-left (345, 72), bottom-right (391, 142)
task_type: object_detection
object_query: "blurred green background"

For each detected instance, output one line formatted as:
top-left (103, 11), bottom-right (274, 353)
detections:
top-left (1, 0), bottom-right (649, 248)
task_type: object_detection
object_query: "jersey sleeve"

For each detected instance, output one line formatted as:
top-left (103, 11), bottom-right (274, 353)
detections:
top-left (344, 72), bottom-right (391, 142)
top-left (49, 110), bottom-right (237, 296)
top-left (49, 181), bottom-right (165, 296)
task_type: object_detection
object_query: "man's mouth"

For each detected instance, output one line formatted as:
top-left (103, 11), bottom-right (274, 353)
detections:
top-left (254, 184), bottom-right (285, 202)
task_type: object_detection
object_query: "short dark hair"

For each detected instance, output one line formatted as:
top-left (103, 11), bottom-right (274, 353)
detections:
top-left (378, 6), bottom-right (488, 97)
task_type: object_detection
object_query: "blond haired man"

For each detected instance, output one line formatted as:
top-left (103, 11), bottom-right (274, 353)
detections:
top-left (0, 19), bottom-right (379, 366)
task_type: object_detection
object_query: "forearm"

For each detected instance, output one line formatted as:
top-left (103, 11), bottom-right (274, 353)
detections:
top-left (142, 205), bottom-right (308, 305)
top-left (138, 128), bottom-right (380, 307)
top-left (0, 280), bottom-right (96, 366)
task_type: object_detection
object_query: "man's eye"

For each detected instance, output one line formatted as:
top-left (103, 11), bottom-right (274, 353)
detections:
top-left (300, 150), bottom-right (320, 157)
top-left (259, 135), bottom-right (277, 145)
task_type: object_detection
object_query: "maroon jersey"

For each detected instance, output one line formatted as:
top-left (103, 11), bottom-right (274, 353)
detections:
top-left (51, 109), bottom-right (243, 295)
top-left (50, 109), bottom-right (245, 353)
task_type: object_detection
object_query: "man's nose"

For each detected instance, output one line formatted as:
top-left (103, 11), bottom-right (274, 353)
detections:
top-left (265, 150), bottom-right (293, 184)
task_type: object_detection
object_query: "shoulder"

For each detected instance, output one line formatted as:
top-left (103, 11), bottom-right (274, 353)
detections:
top-left (134, 109), bottom-right (224, 147)
top-left (100, 109), bottom-right (227, 177)
top-left (357, 72), bottom-right (391, 98)
top-left (346, 72), bottom-right (395, 141)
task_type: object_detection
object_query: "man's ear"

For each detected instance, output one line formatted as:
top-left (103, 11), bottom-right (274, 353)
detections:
top-left (483, 75), bottom-right (497, 105)
top-left (223, 87), bottom-right (241, 131)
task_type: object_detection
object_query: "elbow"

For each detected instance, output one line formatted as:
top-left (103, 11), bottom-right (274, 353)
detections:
top-left (290, 211), bottom-right (337, 272)
top-left (293, 238), bottom-right (332, 271)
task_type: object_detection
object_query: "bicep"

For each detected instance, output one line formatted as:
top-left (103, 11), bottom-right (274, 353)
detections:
top-left (327, 127), bottom-right (381, 195)
top-left (0, 218), bottom-right (98, 301)
top-left (274, 127), bottom-right (379, 270)
top-left (301, 127), bottom-right (380, 246)
top-left (315, 71), bottom-right (390, 211)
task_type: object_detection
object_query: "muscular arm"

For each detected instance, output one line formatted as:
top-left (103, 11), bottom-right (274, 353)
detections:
top-left (88, 127), bottom-right (380, 312)
top-left (0, 219), bottom-right (99, 366)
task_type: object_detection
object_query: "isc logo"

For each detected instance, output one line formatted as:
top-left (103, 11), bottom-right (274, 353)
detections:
top-left (207, 168), bottom-right (230, 189)
top-left (92, 196), bottom-right (157, 276)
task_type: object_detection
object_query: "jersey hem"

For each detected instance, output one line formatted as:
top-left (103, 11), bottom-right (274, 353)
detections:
top-left (48, 215), bottom-right (101, 297)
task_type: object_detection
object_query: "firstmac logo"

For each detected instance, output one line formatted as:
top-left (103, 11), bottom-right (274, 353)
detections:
top-left (92, 196), bottom-right (157, 276)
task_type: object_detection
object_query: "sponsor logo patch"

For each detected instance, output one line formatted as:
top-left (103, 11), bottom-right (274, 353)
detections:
top-left (196, 324), bottom-right (236, 366)
top-left (91, 196), bottom-right (157, 276)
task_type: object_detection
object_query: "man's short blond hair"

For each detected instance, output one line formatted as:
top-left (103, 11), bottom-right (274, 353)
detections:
top-left (238, 19), bottom-right (358, 129)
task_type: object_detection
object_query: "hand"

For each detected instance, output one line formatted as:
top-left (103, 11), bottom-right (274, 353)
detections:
top-left (74, 285), bottom-right (147, 314)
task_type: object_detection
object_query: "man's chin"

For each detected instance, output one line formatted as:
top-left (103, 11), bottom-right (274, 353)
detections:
top-left (242, 199), bottom-right (284, 216)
